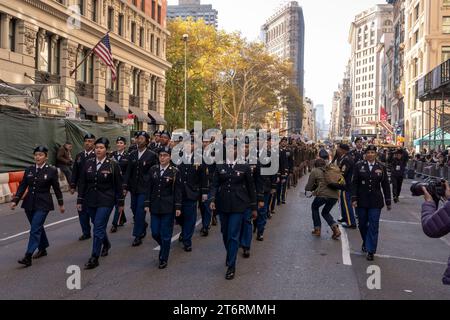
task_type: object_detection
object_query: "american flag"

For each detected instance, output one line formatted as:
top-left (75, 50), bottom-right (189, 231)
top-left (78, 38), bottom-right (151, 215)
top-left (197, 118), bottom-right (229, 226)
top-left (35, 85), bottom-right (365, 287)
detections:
top-left (93, 33), bottom-right (116, 81)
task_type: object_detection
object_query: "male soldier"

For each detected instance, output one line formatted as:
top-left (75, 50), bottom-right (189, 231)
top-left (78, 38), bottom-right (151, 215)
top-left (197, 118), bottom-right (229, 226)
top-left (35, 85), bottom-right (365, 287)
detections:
top-left (390, 149), bottom-right (406, 203)
top-left (111, 137), bottom-right (130, 233)
top-left (277, 137), bottom-right (290, 205)
top-left (350, 137), bottom-right (365, 164)
top-left (71, 133), bottom-right (96, 241)
top-left (176, 137), bottom-right (208, 251)
top-left (335, 144), bottom-right (356, 229)
top-left (123, 131), bottom-right (158, 247)
top-left (199, 134), bottom-right (216, 235)
top-left (149, 130), bottom-right (161, 151)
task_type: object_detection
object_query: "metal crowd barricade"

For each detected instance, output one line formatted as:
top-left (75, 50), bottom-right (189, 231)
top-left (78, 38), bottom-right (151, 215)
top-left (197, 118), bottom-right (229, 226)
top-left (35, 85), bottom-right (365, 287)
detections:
top-left (412, 160), bottom-right (450, 181)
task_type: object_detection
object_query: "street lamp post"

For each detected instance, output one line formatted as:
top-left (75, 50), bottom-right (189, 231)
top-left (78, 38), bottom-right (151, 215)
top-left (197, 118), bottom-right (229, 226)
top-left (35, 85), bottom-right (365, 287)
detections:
top-left (182, 34), bottom-right (189, 130)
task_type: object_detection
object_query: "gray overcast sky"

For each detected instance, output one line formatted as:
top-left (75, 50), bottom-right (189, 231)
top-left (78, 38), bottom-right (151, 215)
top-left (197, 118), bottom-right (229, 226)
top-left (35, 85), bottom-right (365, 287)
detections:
top-left (168, 0), bottom-right (383, 121)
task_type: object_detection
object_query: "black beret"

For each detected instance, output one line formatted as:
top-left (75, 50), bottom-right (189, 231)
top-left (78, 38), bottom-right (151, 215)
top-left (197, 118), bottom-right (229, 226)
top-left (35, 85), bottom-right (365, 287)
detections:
top-left (153, 130), bottom-right (161, 136)
top-left (339, 143), bottom-right (350, 152)
top-left (281, 137), bottom-right (288, 142)
top-left (160, 130), bottom-right (171, 139)
top-left (95, 137), bottom-right (110, 148)
top-left (365, 145), bottom-right (377, 153)
top-left (354, 137), bottom-right (363, 143)
top-left (33, 146), bottom-right (48, 155)
top-left (84, 133), bottom-right (96, 140)
top-left (394, 148), bottom-right (403, 155)
top-left (116, 136), bottom-right (127, 144)
top-left (158, 146), bottom-right (172, 155)
top-left (319, 149), bottom-right (329, 160)
top-left (136, 131), bottom-right (150, 140)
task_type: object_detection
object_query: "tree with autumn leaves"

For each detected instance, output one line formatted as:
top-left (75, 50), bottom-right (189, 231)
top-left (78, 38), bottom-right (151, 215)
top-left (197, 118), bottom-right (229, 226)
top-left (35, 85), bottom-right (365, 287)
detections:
top-left (165, 18), bottom-right (303, 131)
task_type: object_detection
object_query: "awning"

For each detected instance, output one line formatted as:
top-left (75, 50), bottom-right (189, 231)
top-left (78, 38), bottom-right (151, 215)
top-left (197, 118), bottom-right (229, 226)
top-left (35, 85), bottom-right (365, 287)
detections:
top-left (129, 106), bottom-right (151, 122)
top-left (105, 101), bottom-right (128, 119)
top-left (148, 110), bottom-right (167, 125)
top-left (414, 128), bottom-right (450, 146)
top-left (78, 96), bottom-right (107, 117)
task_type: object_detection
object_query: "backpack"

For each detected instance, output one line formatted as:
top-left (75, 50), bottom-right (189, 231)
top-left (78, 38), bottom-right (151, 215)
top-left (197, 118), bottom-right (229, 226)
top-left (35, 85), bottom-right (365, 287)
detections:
top-left (323, 164), bottom-right (345, 187)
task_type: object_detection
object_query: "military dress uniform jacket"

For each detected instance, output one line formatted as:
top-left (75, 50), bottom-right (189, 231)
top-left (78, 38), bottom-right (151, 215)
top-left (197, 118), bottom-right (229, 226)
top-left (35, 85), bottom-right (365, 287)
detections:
top-left (123, 149), bottom-right (158, 194)
top-left (77, 159), bottom-right (124, 208)
top-left (210, 164), bottom-right (257, 213)
top-left (177, 156), bottom-right (209, 201)
top-left (70, 151), bottom-right (96, 189)
top-left (279, 148), bottom-right (290, 178)
top-left (338, 153), bottom-right (355, 192)
top-left (351, 161), bottom-right (392, 209)
top-left (350, 149), bottom-right (365, 164)
top-left (111, 151), bottom-right (130, 175)
top-left (254, 164), bottom-right (277, 202)
top-left (145, 165), bottom-right (183, 215)
top-left (390, 158), bottom-right (406, 177)
top-left (13, 164), bottom-right (63, 212)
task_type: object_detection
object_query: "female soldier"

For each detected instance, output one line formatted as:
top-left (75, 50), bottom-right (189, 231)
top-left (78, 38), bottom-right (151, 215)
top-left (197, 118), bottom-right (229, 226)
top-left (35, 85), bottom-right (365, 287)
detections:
top-left (111, 136), bottom-right (129, 233)
top-left (77, 138), bottom-right (124, 270)
top-left (11, 146), bottom-right (65, 267)
top-left (352, 145), bottom-right (392, 261)
top-left (210, 140), bottom-right (257, 280)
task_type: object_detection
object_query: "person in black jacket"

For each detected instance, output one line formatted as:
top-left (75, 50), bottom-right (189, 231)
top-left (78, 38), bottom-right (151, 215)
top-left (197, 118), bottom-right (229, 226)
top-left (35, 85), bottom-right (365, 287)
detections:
top-left (390, 149), bottom-right (406, 203)
top-left (77, 138), bottom-right (124, 270)
top-left (176, 138), bottom-right (208, 252)
top-left (199, 136), bottom-right (216, 236)
top-left (277, 137), bottom-right (290, 205)
top-left (149, 130), bottom-right (162, 151)
top-left (110, 137), bottom-right (130, 232)
top-left (70, 133), bottom-right (96, 241)
top-left (350, 137), bottom-right (365, 164)
top-left (123, 131), bottom-right (158, 247)
top-left (144, 147), bottom-right (182, 269)
top-left (11, 146), bottom-right (65, 267)
top-left (335, 144), bottom-right (356, 229)
top-left (351, 145), bottom-right (392, 261)
top-left (210, 141), bottom-right (257, 280)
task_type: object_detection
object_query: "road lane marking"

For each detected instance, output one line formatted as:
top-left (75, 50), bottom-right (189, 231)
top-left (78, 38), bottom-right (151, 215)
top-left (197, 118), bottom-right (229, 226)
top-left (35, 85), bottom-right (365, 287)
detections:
top-left (153, 219), bottom-right (202, 251)
top-left (351, 251), bottom-right (447, 265)
top-left (0, 216), bottom-right (79, 242)
top-left (340, 226), bottom-right (352, 266)
top-left (380, 219), bottom-right (421, 225)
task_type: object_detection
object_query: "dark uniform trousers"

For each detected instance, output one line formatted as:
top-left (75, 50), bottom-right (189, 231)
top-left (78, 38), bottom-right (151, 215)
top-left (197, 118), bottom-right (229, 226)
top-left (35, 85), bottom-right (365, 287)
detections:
top-left (77, 159), bottom-right (124, 258)
top-left (13, 165), bottom-right (63, 255)
top-left (145, 165), bottom-right (182, 263)
top-left (124, 149), bottom-right (158, 239)
top-left (338, 154), bottom-right (356, 226)
top-left (71, 151), bottom-right (96, 237)
top-left (111, 151), bottom-right (130, 227)
top-left (390, 159), bottom-right (405, 199)
top-left (211, 164), bottom-right (257, 269)
top-left (277, 148), bottom-right (290, 204)
top-left (352, 161), bottom-right (391, 254)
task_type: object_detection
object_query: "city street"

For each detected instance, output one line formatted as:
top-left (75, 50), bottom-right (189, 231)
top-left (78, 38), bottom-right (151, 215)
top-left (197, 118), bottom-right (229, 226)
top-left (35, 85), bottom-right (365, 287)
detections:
top-left (0, 175), bottom-right (449, 300)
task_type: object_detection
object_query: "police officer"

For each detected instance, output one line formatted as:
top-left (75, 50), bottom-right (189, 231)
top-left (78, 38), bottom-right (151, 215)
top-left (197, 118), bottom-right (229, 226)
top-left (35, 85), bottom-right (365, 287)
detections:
top-left (123, 131), bottom-right (158, 247)
top-left (335, 144), bottom-right (356, 229)
top-left (210, 141), bottom-right (257, 280)
top-left (351, 145), bottom-right (392, 261)
top-left (350, 137), bottom-right (365, 164)
top-left (390, 149), bottom-right (406, 203)
top-left (111, 137), bottom-right (130, 233)
top-left (144, 147), bottom-right (182, 269)
top-left (71, 133), bottom-right (96, 241)
top-left (11, 146), bottom-right (65, 267)
top-left (176, 138), bottom-right (208, 252)
top-left (77, 138), bottom-right (124, 269)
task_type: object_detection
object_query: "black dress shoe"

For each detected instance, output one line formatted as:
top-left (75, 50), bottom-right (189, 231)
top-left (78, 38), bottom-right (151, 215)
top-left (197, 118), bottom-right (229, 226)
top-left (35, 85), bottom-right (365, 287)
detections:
top-left (362, 245), bottom-right (367, 253)
top-left (84, 257), bottom-right (99, 270)
top-left (18, 254), bottom-right (32, 267)
top-left (132, 238), bottom-right (143, 247)
top-left (342, 224), bottom-right (357, 229)
top-left (338, 218), bottom-right (345, 223)
top-left (253, 223), bottom-right (257, 234)
top-left (367, 253), bottom-right (375, 261)
top-left (32, 250), bottom-right (48, 259)
top-left (225, 267), bottom-right (235, 280)
top-left (141, 222), bottom-right (149, 239)
top-left (200, 228), bottom-right (209, 237)
top-left (394, 198), bottom-right (399, 203)
top-left (242, 249), bottom-right (250, 258)
top-left (257, 234), bottom-right (264, 241)
top-left (159, 261), bottom-right (168, 269)
top-left (184, 246), bottom-right (192, 252)
top-left (178, 235), bottom-right (184, 243)
top-left (110, 226), bottom-right (118, 233)
top-left (101, 244), bottom-right (111, 257)
top-left (267, 213), bottom-right (272, 220)
top-left (79, 234), bottom-right (91, 241)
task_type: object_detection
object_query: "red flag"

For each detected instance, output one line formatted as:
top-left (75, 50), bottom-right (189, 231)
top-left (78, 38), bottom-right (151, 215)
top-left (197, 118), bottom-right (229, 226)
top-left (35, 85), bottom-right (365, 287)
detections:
top-left (380, 107), bottom-right (388, 121)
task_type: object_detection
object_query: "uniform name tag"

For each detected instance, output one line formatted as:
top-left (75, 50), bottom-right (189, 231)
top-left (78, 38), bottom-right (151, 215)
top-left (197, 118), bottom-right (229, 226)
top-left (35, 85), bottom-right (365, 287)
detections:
top-left (396, 166), bottom-right (401, 171)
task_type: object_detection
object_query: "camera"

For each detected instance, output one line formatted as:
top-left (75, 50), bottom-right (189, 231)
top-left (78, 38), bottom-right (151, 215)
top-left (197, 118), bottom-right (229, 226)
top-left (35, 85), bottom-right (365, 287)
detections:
top-left (411, 178), bottom-right (446, 199)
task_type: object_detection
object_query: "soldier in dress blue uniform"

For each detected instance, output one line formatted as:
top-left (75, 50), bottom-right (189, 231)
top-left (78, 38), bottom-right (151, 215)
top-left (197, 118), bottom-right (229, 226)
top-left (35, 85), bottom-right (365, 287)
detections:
top-left (11, 146), bottom-right (65, 267)
top-left (70, 133), bottom-right (96, 241)
top-left (210, 141), bottom-right (257, 280)
top-left (77, 138), bottom-right (124, 270)
top-left (199, 135), bottom-right (216, 236)
top-left (110, 136), bottom-right (130, 233)
top-left (123, 131), bottom-right (158, 247)
top-left (351, 145), bottom-right (392, 261)
top-left (149, 130), bottom-right (162, 151)
top-left (144, 147), bottom-right (182, 269)
top-left (176, 138), bottom-right (209, 252)
top-left (350, 137), bottom-right (365, 164)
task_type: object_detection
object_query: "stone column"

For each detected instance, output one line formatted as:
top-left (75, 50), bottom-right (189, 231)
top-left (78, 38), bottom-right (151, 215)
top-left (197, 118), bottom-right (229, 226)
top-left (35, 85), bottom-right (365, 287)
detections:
top-left (157, 77), bottom-right (166, 129)
top-left (141, 72), bottom-right (151, 131)
top-left (14, 21), bottom-right (38, 82)
top-left (119, 62), bottom-right (131, 110)
top-left (1, 14), bottom-right (11, 50)
top-left (94, 56), bottom-right (106, 123)
top-left (50, 34), bottom-right (60, 75)
top-left (60, 39), bottom-right (78, 90)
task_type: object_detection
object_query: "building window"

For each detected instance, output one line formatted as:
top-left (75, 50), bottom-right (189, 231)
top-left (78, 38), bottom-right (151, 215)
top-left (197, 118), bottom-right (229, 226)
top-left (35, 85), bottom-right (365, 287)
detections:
top-left (139, 27), bottom-right (144, 47)
top-left (36, 34), bottom-right (50, 72)
top-left (443, 17), bottom-right (450, 34)
top-left (130, 69), bottom-right (140, 96)
top-left (156, 38), bottom-right (160, 56)
top-left (414, 4), bottom-right (419, 21)
top-left (141, 0), bottom-right (146, 11)
top-left (9, 18), bottom-right (16, 52)
top-left (108, 7), bottom-right (114, 31)
top-left (152, 0), bottom-right (156, 20)
top-left (118, 14), bottom-right (124, 36)
top-left (442, 46), bottom-right (450, 63)
top-left (157, 5), bottom-right (162, 24)
top-left (132, 0), bottom-right (137, 6)
top-left (76, 48), bottom-right (94, 84)
top-left (131, 22), bottom-right (136, 43)
top-left (78, 0), bottom-right (84, 16)
top-left (92, 0), bottom-right (97, 22)
top-left (51, 38), bottom-right (61, 75)
top-left (150, 34), bottom-right (154, 53)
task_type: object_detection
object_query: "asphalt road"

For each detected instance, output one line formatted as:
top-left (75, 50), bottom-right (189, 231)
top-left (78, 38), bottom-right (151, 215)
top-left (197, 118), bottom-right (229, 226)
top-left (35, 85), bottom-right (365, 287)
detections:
top-left (0, 176), bottom-right (449, 300)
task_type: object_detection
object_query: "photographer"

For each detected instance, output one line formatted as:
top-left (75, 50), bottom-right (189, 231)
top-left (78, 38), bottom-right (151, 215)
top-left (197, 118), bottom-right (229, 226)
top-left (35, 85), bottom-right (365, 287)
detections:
top-left (421, 183), bottom-right (450, 285)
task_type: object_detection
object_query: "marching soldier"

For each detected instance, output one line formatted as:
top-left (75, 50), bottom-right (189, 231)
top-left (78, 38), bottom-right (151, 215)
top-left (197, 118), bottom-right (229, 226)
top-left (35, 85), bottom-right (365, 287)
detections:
top-left (335, 144), bottom-right (356, 229)
top-left (350, 137), bottom-right (365, 164)
top-left (199, 135), bottom-right (216, 236)
top-left (77, 138), bottom-right (124, 269)
top-left (210, 141), bottom-right (257, 280)
top-left (277, 137), bottom-right (290, 205)
top-left (110, 136), bottom-right (130, 233)
top-left (176, 138), bottom-right (208, 252)
top-left (145, 147), bottom-right (182, 269)
top-left (11, 146), bottom-right (65, 267)
top-left (390, 149), bottom-right (406, 203)
top-left (351, 145), bottom-right (392, 261)
top-left (123, 131), bottom-right (158, 247)
top-left (70, 133), bottom-right (96, 241)
top-left (149, 130), bottom-right (162, 151)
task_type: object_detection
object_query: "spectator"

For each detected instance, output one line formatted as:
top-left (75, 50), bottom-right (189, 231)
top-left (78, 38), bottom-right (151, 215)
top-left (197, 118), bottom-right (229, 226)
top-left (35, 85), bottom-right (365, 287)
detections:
top-left (56, 142), bottom-right (73, 183)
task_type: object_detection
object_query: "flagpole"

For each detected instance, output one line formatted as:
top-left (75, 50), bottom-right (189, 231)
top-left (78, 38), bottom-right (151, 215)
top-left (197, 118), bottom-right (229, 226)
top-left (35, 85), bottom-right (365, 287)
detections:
top-left (70, 32), bottom-right (110, 78)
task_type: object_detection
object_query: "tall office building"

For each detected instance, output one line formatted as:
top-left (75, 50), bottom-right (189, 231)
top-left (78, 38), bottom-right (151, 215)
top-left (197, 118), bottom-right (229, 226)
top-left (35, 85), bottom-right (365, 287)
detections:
top-left (167, 0), bottom-right (218, 28)
top-left (261, 1), bottom-right (305, 133)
